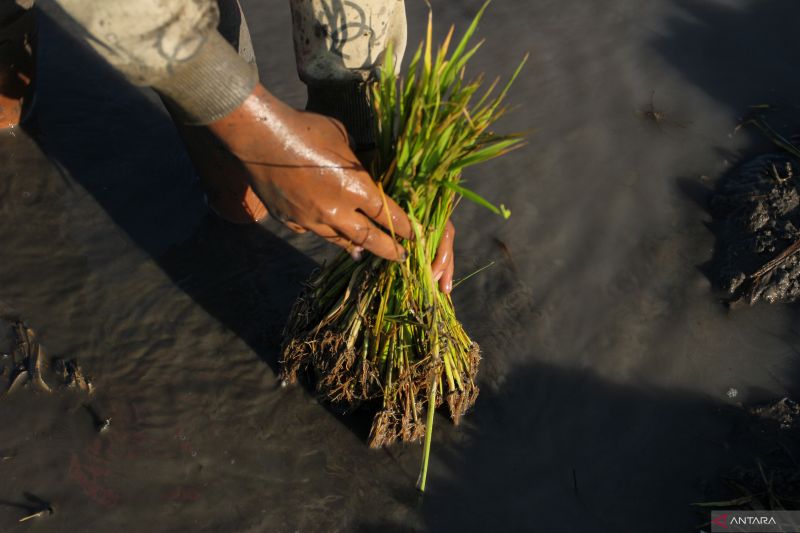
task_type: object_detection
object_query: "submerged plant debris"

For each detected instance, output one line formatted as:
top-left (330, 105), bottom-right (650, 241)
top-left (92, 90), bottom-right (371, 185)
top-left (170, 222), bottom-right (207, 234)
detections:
top-left (694, 398), bottom-right (800, 513)
top-left (280, 2), bottom-right (525, 491)
top-left (1, 319), bottom-right (93, 396)
top-left (2, 320), bottom-right (54, 394)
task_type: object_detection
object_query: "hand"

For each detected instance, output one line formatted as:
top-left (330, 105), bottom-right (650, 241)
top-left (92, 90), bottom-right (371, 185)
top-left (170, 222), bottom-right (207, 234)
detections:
top-left (208, 84), bottom-right (456, 292)
top-left (209, 84), bottom-right (412, 261)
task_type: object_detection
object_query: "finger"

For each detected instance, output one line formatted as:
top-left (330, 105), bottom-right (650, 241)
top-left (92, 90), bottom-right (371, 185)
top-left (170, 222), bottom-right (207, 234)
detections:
top-left (441, 254), bottom-right (455, 294)
top-left (431, 222), bottom-right (455, 282)
top-left (433, 221), bottom-right (455, 293)
top-left (306, 222), bottom-right (365, 260)
top-left (358, 184), bottom-right (414, 241)
top-left (334, 212), bottom-right (408, 262)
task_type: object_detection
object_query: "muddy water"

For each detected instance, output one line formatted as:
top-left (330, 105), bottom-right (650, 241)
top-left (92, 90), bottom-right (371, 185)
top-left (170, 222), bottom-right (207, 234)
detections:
top-left (2, 0), bottom-right (800, 531)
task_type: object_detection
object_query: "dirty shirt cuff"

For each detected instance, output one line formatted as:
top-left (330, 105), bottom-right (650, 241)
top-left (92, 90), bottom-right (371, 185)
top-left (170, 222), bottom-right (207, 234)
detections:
top-left (152, 30), bottom-right (258, 125)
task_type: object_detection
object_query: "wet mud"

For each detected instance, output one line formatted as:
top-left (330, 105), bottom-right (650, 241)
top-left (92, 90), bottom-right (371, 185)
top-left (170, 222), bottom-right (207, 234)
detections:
top-left (712, 152), bottom-right (800, 305)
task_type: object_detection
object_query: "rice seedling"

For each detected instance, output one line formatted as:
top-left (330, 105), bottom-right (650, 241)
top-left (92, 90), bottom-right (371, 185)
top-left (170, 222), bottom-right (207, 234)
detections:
top-left (280, 1), bottom-right (526, 491)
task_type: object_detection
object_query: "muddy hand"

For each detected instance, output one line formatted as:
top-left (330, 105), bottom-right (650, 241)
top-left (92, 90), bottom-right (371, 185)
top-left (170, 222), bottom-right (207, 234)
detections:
top-left (208, 84), bottom-right (413, 262)
top-left (431, 220), bottom-right (455, 294)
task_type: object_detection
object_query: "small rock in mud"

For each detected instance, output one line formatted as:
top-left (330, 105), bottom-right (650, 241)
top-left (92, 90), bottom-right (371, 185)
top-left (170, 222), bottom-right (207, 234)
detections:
top-left (711, 153), bottom-right (800, 305)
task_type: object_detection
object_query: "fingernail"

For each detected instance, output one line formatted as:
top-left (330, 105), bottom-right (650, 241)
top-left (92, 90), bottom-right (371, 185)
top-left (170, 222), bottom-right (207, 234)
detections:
top-left (351, 246), bottom-right (364, 261)
top-left (400, 249), bottom-right (408, 261)
top-left (434, 270), bottom-right (443, 282)
top-left (445, 280), bottom-right (452, 294)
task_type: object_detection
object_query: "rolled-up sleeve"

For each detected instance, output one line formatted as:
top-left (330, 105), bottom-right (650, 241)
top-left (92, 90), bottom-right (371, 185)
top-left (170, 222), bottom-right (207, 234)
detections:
top-left (54, 0), bottom-right (258, 124)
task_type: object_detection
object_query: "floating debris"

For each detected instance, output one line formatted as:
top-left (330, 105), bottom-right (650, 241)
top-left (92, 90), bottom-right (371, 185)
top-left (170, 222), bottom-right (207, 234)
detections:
top-left (7, 369), bottom-right (30, 395)
top-left (2, 321), bottom-right (52, 394)
top-left (19, 510), bottom-right (49, 523)
top-left (637, 90), bottom-right (691, 130)
top-left (53, 358), bottom-right (94, 394)
top-left (83, 404), bottom-right (110, 434)
top-left (16, 493), bottom-right (54, 522)
top-left (1, 320), bottom-right (94, 396)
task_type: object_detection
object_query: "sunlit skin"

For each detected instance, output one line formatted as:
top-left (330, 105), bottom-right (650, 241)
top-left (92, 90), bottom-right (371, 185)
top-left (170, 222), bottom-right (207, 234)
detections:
top-left (208, 83), bottom-right (456, 293)
top-left (0, 33), bottom-right (33, 129)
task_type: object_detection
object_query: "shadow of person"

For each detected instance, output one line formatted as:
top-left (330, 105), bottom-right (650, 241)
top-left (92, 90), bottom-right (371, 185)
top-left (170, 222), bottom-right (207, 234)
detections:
top-left (21, 8), bottom-right (316, 373)
top-left (356, 361), bottom-right (800, 532)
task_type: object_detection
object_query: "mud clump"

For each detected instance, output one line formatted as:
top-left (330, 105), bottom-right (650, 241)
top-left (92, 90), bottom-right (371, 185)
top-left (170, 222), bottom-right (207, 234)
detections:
top-left (711, 153), bottom-right (800, 305)
top-left (749, 397), bottom-right (800, 431)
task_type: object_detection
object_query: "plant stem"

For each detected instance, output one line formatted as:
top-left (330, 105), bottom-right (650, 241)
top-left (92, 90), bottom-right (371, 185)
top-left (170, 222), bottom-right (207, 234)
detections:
top-left (417, 368), bottom-right (438, 492)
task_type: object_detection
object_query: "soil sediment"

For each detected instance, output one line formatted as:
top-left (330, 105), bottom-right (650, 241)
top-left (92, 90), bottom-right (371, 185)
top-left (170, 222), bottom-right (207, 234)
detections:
top-left (712, 153), bottom-right (800, 304)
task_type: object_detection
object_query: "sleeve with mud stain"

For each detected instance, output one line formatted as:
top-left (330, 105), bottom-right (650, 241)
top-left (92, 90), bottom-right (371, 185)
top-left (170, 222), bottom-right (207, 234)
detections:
top-left (53, 0), bottom-right (258, 125)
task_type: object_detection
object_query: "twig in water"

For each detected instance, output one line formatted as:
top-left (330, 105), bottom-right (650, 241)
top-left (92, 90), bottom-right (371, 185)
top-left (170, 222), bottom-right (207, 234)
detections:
top-left (17, 493), bottom-right (54, 522)
top-left (83, 404), bottom-right (111, 433)
top-left (750, 238), bottom-right (800, 280)
top-left (637, 90), bottom-right (690, 130)
top-left (18, 510), bottom-right (46, 523)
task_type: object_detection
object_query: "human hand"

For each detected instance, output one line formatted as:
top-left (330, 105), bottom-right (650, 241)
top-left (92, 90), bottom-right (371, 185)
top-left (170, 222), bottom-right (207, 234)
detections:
top-left (207, 84), bottom-right (456, 292)
top-left (209, 84), bottom-right (412, 261)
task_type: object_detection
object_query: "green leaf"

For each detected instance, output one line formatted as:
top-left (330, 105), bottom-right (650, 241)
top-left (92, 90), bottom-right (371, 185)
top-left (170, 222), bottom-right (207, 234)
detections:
top-left (448, 0), bottom-right (490, 68)
top-left (452, 138), bottom-right (523, 170)
top-left (442, 181), bottom-right (510, 218)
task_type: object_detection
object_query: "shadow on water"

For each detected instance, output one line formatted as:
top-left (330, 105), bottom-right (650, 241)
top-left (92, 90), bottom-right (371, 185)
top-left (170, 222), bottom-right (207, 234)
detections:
top-left (356, 362), bottom-right (800, 533)
top-left (19, 7), bottom-right (391, 452)
top-left (26, 10), bottom-right (315, 373)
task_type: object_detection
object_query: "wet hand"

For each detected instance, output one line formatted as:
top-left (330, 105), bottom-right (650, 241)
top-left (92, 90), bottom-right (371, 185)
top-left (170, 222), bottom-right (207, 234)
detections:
top-left (209, 83), bottom-right (456, 291)
top-left (209, 84), bottom-right (412, 262)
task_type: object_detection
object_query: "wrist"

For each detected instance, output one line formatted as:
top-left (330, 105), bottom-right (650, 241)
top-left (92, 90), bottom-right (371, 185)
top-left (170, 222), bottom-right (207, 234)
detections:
top-left (207, 84), bottom-right (297, 159)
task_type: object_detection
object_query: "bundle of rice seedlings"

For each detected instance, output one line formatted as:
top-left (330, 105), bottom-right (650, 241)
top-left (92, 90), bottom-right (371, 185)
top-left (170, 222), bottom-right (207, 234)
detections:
top-left (280, 2), bottom-right (526, 491)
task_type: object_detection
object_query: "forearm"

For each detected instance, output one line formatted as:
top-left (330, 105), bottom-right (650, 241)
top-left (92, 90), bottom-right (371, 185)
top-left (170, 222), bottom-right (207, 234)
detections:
top-left (206, 84), bottom-right (297, 159)
top-left (206, 83), bottom-right (350, 174)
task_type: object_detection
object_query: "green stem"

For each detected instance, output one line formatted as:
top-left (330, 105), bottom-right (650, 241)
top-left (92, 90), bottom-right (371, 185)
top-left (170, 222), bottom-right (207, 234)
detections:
top-left (417, 375), bottom-right (437, 492)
